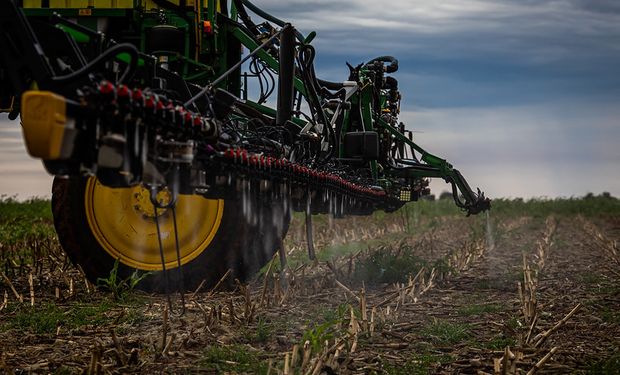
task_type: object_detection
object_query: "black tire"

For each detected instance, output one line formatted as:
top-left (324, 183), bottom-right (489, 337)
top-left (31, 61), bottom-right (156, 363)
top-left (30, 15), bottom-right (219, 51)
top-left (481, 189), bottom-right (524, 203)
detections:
top-left (52, 176), bottom-right (290, 292)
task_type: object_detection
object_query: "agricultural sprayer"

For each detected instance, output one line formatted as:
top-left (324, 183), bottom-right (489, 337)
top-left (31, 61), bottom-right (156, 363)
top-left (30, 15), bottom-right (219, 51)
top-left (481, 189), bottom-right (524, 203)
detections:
top-left (0, 0), bottom-right (490, 294)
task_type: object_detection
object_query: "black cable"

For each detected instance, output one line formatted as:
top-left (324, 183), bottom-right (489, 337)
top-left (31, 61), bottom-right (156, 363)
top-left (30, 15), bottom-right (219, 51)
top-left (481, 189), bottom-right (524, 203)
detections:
top-left (263, 63), bottom-right (275, 100)
top-left (51, 43), bottom-right (138, 84)
top-left (294, 90), bottom-right (303, 113)
top-left (298, 44), bottom-right (336, 164)
top-left (291, 110), bottom-right (314, 124)
top-left (249, 58), bottom-right (266, 103)
top-left (171, 204), bottom-right (186, 316)
top-left (249, 58), bottom-right (276, 104)
top-left (299, 52), bottom-right (326, 165)
top-left (249, 58), bottom-right (275, 104)
top-left (151, 193), bottom-right (173, 312)
top-left (257, 61), bottom-right (269, 102)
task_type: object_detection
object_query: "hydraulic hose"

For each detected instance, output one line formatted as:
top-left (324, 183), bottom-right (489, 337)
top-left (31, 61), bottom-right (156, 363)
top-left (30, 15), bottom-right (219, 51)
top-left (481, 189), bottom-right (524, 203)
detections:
top-left (384, 76), bottom-right (398, 90)
top-left (238, 0), bottom-right (306, 42)
top-left (232, 0), bottom-right (259, 35)
top-left (276, 24), bottom-right (295, 126)
top-left (298, 45), bottom-right (336, 164)
top-left (366, 55), bottom-right (398, 73)
top-left (51, 43), bottom-right (139, 84)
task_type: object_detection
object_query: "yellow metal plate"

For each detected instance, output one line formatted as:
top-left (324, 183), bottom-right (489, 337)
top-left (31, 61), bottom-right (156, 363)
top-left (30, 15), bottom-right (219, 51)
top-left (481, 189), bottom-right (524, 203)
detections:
top-left (21, 91), bottom-right (67, 160)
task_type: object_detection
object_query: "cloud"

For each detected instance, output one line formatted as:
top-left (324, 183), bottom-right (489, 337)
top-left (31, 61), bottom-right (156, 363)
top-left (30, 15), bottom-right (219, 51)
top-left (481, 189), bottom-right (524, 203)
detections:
top-left (246, 0), bottom-right (620, 110)
top-left (251, 0), bottom-right (620, 64)
top-left (570, 0), bottom-right (620, 14)
top-left (404, 100), bottom-right (620, 161)
top-left (406, 101), bottom-right (620, 198)
top-left (429, 161), bottom-right (620, 199)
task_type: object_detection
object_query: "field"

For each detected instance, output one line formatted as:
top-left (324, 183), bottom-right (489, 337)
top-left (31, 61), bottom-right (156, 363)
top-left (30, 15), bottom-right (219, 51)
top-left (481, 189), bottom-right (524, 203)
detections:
top-left (1, 195), bottom-right (619, 374)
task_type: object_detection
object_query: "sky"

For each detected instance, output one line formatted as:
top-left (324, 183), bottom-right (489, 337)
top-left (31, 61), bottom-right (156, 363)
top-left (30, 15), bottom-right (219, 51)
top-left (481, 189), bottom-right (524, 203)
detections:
top-left (1, 0), bottom-right (619, 199)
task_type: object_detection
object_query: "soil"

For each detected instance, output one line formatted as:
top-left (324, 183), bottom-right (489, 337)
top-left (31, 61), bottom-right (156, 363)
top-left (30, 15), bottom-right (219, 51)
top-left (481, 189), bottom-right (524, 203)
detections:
top-left (0, 207), bottom-right (619, 374)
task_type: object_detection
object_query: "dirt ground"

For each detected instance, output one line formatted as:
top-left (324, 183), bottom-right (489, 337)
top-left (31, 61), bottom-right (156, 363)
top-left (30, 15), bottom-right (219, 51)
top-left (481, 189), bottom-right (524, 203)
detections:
top-left (0, 201), bottom-right (619, 374)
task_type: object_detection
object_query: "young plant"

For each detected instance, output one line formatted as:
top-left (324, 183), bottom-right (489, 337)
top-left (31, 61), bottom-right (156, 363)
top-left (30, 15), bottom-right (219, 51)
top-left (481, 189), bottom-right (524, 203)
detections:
top-left (97, 259), bottom-right (149, 300)
top-left (421, 320), bottom-right (471, 345)
top-left (302, 320), bottom-right (337, 354)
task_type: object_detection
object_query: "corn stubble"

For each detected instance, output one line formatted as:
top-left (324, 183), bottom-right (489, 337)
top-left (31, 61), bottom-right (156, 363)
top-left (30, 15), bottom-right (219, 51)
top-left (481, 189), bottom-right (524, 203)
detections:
top-left (1, 199), bottom-right (619, 373)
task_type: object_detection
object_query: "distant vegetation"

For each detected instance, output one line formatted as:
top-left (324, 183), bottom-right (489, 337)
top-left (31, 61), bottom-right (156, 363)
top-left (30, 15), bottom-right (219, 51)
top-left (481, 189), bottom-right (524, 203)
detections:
top-left (407, 192), bottom-right (620, 218)
top-left (0, 195), bottom-right (52, 221)
top-left (0, 195), bottom-right (54, 246)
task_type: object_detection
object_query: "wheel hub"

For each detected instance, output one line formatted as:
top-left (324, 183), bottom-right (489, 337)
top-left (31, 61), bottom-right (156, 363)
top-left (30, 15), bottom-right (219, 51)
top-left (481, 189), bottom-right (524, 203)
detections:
top-left (131, 186), bottom-right (171, 219)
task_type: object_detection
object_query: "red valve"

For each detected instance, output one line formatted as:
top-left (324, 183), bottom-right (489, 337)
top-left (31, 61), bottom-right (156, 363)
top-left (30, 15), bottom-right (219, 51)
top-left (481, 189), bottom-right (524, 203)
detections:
top-left (145, 96), bottom-right (155, 108)
top-left (132, 88), bottom-right (143, 102)
top-left (99, 81), bottom-right (114, 95)
top-left (183, 112), bottom-right (193, 124)
top-left (117, 84), bottom-right (130, 98)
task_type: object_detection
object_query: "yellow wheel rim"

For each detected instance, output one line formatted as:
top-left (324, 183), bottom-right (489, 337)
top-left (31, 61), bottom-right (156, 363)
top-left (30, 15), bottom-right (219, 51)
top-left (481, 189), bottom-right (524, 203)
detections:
top-left (84, 177), bottom-right (224, 271)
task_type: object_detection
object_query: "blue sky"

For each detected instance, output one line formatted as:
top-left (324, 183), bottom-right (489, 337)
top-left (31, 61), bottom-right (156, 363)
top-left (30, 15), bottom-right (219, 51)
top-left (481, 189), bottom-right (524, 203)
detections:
top-left (1, 0), bottom-right (619, 199)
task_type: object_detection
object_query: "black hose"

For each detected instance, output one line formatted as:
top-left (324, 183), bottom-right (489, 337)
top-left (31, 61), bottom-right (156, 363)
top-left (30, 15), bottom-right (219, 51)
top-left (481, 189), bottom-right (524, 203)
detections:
top-left (450, 179), bottom-right (467, 209)
top-left (240, 0), bottom-right (286, 27)
top-left (51, 43), bottom-right (139, 84)
top-left (298, 45), bottom-right (336, 164)
top-left (366, 55), bottom-right (398, 73)
top-left (317, 78), bottom-right (344, 90)
top-left (249, 58), bottom-right (267, 103)
top-left (239, 0), bottom-right (306, 42)
top-left (232, 0), bottom-right (259, 35)
top-left (384, 76), bottom-right (398, 90)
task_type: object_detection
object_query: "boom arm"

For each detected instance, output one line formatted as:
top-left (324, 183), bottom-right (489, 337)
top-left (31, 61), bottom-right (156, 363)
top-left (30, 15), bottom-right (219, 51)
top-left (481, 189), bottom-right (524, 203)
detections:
top-left (376, 118), bottom-right (490, 215)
